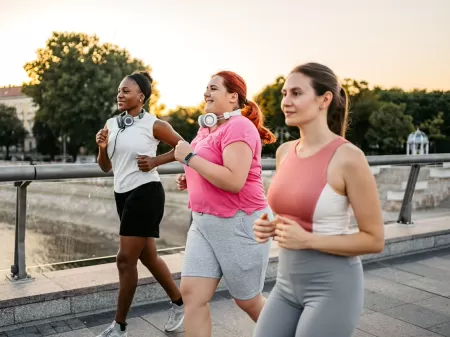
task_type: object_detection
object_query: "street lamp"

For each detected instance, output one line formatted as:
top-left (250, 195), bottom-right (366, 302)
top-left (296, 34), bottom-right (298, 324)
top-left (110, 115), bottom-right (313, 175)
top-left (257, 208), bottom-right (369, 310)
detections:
top-left (274, 127), bottom-right (291, 144)
top-left (58, 134), bottom-right (70, 163)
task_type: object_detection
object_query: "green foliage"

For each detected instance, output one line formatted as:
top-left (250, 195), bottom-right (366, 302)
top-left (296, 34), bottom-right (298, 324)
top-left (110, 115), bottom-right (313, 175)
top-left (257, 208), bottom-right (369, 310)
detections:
top-left (250, 76), bottom-right (450, 156)
top-left (22, 31), bottom-right (162, 159)
top-left (419, 111), bottom-right (445, 141)
top-left (157, 105), bottom-right (204, 155)
top-left (0, 104), bottom-right (28, 157)
top-left (253, 76), bottom-right (299, 155)
top-left (32, 114), bottom-right (59, 159)
top-left (342, 79), bottom-right (381, 149)
top-left (365, 102), bottom-right (415, 154)
top-left (23, 33), bottom-right (450, 158)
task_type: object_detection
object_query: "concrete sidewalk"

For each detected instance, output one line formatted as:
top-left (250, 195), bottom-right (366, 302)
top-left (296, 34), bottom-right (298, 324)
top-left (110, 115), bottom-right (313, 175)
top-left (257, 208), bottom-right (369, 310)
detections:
top-left (2, 247), bottom-right (450, 337)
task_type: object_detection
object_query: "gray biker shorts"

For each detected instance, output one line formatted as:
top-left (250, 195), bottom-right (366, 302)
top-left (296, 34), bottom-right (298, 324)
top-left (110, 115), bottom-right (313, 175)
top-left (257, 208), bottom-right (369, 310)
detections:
top-left (181, 207), bottom-right (273, 300)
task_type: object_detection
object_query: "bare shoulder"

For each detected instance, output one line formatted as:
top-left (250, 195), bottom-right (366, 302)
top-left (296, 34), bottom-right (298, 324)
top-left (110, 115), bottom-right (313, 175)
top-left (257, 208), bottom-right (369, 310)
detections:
top-left (153, 119), bottom-right (176, 133)
top-left (276, 140), bottom-right (296, 158)
top-left (334, 142), bottom-right (370, 174)
top-left (276, 140), bottom-right (296, 168)
top-left (154, 119), bottom-right (170, 128)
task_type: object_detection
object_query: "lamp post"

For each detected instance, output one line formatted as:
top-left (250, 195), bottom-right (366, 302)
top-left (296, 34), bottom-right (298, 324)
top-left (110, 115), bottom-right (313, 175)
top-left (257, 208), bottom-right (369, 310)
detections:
top-left (58, 134), bottom-right (70, 163)
top-left (274, 126), bottom-right (291, 144)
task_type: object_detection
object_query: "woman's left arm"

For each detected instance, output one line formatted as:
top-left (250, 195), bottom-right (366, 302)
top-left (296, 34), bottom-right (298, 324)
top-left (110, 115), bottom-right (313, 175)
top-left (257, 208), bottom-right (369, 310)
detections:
top-left (309, 146), bottom-right (385, 256)
top-left (174, 140), bottom-right (253, 193)
top-left (140, 120), bottom-right (184, 169)
top-left (275, 146), bottom-right (385, 256)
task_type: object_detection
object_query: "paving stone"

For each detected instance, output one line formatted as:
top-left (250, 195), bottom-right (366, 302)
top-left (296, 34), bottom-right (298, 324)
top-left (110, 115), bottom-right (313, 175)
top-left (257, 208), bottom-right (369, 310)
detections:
top-left (88, 317), bottom-right (169, 337)
top-left (414, 295), bottom-right (450, 316)
top-left (41, 329), bottom-right (57, 336)
top-left (55, 325), bottom-right (72, 333)
top-left (353, 330), bottom-right (377, 337)
top-left (361, 308), bottom-right (376, 316)
top-left (381, 303), bottom-right (450, 328)
top-left (429, 321), bottom-right (450, 337)
top-left (363, 274), bottom-right (435, 302)
top-left (401, 276), bottom-right (450, 297)
top-left (50, 329), bottom-right (94, 337)
top-left (358, 312), bottom-right (442, 337)
top-left (363, 290), bottom-right (406, 311)
top-left (64, 318), bottom-right (86, 330)
top-left (5, 326), bottom-right (39, 337)
top-left (35, 323), bottom-right (53, 332)
top-left (386, 261), bottom-right (450, 282)
top-left (366, 267), bottom-right (422, 283)
top-left (210, 298), bottom-right (255, 336)
top-left (417, 256), bottom-right (450, 272)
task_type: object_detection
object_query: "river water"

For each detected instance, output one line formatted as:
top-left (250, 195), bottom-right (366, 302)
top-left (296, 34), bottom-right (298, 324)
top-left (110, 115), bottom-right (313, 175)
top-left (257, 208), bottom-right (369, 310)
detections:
top-left (0, 178), bottom-right (190, 274)
top-left (0, 215), bottom-right (120, 273)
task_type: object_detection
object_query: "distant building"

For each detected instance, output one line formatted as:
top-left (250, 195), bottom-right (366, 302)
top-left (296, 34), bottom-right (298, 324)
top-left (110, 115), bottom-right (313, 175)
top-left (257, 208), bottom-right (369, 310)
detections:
top-left (407, 129), bottom-right (429, 155)
top-left (0, 86), bottom-right (37, 153)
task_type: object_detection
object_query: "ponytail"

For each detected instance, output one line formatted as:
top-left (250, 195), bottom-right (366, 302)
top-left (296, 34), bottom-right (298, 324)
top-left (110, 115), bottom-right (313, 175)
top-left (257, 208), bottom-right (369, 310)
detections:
top-left (327, 86), bottom-right (349, 138)
top-left (212, 70), bottom-right (277, 144)
top-left (241, 100), bottom-right (277, 145)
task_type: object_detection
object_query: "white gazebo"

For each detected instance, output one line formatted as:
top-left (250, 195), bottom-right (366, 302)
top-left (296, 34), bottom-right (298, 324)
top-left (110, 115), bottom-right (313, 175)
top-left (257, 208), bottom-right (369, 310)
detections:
top-left (406, 129), bottom-right (429, 155)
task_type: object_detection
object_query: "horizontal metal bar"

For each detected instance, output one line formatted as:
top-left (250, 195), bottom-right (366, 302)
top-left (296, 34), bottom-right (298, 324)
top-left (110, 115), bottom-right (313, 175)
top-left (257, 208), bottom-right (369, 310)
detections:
top-left (0, 154), bottom-right (450, 183)
top-left (34, 163), bottom-right (114, 181)
top-left (0, 165), bottom-right (36, 182)
top-left (366, 154), bottom-right (450, 166)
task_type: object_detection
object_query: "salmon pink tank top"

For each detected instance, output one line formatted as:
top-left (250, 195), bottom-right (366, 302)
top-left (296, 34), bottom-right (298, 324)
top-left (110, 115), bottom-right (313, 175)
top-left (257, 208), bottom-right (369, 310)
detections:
top-left (267, 137), bottom-right (352, 235)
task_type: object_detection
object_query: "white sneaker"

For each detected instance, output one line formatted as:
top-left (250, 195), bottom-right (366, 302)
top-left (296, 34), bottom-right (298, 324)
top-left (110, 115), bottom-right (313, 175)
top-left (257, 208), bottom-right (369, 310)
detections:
top-left (96, 321), bottom-right (127, 337)
top-left (164, 302), bottom-right (184, 332)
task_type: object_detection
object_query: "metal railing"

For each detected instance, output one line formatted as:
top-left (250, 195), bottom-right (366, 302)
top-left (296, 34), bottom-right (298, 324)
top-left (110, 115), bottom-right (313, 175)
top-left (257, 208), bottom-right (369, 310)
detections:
top-left (2, 153), bottom-right (450, 282)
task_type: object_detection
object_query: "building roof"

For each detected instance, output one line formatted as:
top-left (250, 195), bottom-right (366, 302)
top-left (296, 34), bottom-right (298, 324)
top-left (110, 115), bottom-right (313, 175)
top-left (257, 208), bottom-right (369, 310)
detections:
top-left (0, 86), bottom-right (23, 98)
top-left (407, 129), bottom-right (429, 144)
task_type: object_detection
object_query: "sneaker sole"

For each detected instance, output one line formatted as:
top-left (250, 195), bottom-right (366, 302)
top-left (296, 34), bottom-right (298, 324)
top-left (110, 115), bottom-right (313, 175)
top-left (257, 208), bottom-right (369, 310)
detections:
top-left (164, 314), bottom-right (184, 332)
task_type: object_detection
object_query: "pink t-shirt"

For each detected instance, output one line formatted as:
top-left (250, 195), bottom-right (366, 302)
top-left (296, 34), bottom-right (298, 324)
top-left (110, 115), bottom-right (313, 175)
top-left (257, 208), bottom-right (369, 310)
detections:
top-left (184, 115), bottom-right (268, 217)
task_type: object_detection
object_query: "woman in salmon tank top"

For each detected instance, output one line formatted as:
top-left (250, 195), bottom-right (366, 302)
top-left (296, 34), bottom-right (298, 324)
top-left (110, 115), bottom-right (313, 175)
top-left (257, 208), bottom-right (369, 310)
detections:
top-left (252, 62), bottom-right (385, 337)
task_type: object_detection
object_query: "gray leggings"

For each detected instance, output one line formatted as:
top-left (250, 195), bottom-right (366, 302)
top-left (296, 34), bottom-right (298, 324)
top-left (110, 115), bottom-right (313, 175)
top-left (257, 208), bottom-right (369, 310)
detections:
top-left (253, 249), bottom-right (364, 337)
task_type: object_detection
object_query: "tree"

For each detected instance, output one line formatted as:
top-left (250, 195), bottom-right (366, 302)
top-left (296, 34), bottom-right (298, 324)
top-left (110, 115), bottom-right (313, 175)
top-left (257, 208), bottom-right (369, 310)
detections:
top-left (32, 114), bottom-right (59, 159)
top-left (375, 87), bottom-right (450, 152)
top-left (418, 111), bottom-right (445, 153)
top-left (365, 102), bottom-right (415, 154)
top-left (22, 32), bottom-right (163, 159)
top-left (254, 76), bottom-right (299, 156)
top-left (342, 79), bottom-right (381, 152)
top-left (158, 105), bottom-right (204, 154)
top-left (0, 104), bottom-right (28, 158)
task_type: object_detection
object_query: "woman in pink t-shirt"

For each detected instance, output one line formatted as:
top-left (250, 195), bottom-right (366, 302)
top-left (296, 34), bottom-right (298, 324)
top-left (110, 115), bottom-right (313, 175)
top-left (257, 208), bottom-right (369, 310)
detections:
top-left (173, 71), bottom-right (277, 337)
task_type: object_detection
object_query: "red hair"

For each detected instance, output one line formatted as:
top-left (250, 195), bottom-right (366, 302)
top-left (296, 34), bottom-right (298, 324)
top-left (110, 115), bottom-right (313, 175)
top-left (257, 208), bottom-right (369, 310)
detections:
top-left (214, 71), bottom-right (276, 145)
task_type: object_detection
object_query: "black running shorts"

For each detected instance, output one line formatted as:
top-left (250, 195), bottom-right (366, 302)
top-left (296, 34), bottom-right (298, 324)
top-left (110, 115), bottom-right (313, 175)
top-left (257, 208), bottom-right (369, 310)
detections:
top-left (114, 181), bottom-right (165, 237)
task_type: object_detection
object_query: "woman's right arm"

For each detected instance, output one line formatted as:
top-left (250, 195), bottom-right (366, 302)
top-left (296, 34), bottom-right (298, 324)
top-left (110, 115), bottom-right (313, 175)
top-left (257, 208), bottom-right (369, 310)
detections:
top-left (96, 125), bottom-right (112, 172)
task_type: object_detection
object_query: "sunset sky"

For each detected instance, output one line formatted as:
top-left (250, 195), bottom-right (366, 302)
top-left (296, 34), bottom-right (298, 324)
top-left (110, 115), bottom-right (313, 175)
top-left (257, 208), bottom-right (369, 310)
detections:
top-left (1, 0), bottom-right (449, 110)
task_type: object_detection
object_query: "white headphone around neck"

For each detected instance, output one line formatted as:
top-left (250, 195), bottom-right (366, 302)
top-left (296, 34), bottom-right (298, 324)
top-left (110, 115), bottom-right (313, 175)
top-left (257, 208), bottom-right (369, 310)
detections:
top-left (198, 109), bottom-right (242, 128)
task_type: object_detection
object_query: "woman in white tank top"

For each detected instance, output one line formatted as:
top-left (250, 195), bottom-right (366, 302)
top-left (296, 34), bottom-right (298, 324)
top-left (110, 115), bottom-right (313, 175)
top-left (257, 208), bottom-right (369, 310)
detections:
top-left (95, 71), bottom-right (186, 336)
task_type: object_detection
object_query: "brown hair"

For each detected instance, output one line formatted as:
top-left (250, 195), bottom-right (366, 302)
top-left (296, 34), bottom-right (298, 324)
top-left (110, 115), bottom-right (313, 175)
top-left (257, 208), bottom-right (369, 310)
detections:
top-left (214, 71), bottom-right (277, 145)
top-left (290, 63), bottom-right (349, 137)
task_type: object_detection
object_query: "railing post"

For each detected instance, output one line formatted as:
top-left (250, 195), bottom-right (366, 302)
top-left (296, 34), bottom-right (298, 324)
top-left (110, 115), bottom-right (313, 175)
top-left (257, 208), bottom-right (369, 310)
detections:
top-left (397, 164), bottom-right (421, 225)
top-left (9, 180), bottom-right (32, 281)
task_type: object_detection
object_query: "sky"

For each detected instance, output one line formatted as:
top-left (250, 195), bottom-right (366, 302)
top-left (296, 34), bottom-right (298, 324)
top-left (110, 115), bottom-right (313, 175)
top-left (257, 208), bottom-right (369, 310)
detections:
top-left (0, 0), bottom-right (449, 110)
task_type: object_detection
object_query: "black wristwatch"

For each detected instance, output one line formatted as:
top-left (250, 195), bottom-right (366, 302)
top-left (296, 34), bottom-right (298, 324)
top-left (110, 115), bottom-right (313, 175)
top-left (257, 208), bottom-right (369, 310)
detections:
top-left (184, 152), bottom-right (197, 166)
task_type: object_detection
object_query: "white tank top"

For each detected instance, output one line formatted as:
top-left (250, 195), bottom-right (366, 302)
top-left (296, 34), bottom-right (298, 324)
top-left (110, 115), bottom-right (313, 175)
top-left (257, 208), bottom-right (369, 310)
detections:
top-left (106, 112), bottom-right (160, 193)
